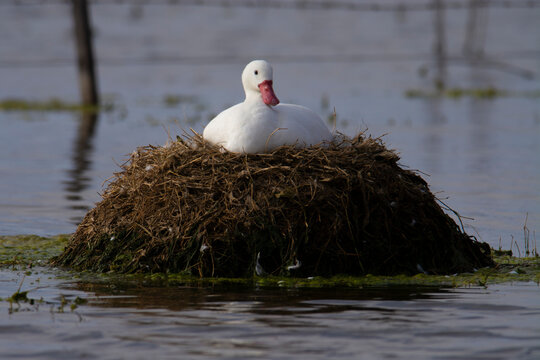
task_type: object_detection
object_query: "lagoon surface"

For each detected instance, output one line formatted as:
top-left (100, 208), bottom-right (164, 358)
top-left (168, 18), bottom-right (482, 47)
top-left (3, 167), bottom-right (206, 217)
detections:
top-left (0, 1), bottom-right (539, 359)
top-left (0, 267), bottom-right (539, 360)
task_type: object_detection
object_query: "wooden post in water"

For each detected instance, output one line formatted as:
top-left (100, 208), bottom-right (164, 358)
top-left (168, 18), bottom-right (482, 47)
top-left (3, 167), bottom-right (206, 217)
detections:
top-left (432, 0), bottom-right (447, 91)
top-left (72, 0), bottom-right (98, 106)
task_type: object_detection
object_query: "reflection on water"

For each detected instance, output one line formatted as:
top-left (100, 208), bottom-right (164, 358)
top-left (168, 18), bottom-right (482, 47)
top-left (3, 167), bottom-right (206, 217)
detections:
top-left (0, 268), bottom-right (539, 360)
top-left (73, 281), bottom-right (439, 312)
top-left (63, 112), bottom-right (98, 219)
top-left (467, 69), bottom-right (494, 174)
top-left (432, 0), bottom-right (447, 90)
top-left (463, 0), bottom-right (487, 60)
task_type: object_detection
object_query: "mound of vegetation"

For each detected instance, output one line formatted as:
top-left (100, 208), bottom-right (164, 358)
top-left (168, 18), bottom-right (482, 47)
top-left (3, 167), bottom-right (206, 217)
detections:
top-left (52, 133), bottom-right (493, 276)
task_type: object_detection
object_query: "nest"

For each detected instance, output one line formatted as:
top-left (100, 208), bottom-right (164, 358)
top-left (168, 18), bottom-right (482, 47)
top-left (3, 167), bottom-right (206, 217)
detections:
top-left (52, 133), bottom-right (493, 276)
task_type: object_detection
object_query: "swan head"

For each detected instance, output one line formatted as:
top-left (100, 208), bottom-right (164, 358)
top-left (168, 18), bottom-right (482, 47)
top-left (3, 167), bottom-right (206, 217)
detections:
top-left (242, 60), bottom-right (280, 106)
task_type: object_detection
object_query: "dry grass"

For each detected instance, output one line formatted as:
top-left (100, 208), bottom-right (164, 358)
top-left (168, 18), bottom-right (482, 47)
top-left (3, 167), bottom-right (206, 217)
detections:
top-left (51, 132), bottom-right (493, 276)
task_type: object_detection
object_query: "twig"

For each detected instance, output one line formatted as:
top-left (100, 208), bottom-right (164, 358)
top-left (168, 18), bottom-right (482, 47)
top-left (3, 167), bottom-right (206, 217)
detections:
top-left (264, 127), bottom-right (287, 152)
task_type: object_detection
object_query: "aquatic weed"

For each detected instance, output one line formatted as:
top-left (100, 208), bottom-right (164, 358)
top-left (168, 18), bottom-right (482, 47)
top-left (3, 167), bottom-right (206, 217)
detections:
top-left (404, 87), bottom-right (540, 99)
top-left (0, 235), bottom-right (69, 268)
top-left (0, 98), bottom-right (119, 113)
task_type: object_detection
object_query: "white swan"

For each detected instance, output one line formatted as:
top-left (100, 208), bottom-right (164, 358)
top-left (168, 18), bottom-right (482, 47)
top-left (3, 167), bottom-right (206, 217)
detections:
top-left (203, 60), bottom-right (332, 153)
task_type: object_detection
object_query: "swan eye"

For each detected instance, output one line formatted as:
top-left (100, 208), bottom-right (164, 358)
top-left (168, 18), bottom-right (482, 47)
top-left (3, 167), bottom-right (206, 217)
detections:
top-left (254, 70), bottom-right (258, 75)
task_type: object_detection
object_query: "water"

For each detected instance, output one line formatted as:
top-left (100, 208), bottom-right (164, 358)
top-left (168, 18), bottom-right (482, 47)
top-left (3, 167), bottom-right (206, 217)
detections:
top-left (1, 1), bottom-right (538, 245)
top-left (1, 268), bottom-right (539, 360)
top-left (0, 1), bottom-right (539, 358)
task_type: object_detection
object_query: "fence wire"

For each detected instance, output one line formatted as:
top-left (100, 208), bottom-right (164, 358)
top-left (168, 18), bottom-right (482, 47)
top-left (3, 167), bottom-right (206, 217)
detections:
top-left (1, 0), bottom-right (538, 74)
top-left (2, 0), bottom-right (540, 11)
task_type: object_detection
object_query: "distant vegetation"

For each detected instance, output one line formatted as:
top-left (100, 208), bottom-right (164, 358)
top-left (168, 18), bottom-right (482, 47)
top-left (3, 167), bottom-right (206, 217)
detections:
top-left (0, 98), bottom-right (114, 112)
top-left (405, 87), bottom-right (540, 99)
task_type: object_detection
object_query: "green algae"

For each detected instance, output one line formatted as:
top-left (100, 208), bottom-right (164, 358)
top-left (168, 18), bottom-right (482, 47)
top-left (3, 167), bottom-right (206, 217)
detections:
top-left (162, 94), bottom-right (205, 109)
top-left (61, 254), bottom-right (540, 290)
top-left (0, 98), bottom-right (115, 112)
top-left (0, 235), bottom-right (69, 267)
top-left (404, 87), bottom-right (540, 100)
top-left (1, 235), bottom-right (538, 288)
top-left (129, 256), bottom-right (540, 289)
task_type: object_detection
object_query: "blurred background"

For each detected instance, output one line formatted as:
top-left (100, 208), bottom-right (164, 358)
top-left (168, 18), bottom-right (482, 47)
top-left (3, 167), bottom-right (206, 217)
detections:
top-left (0, 0), bottom-right (539, 252)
